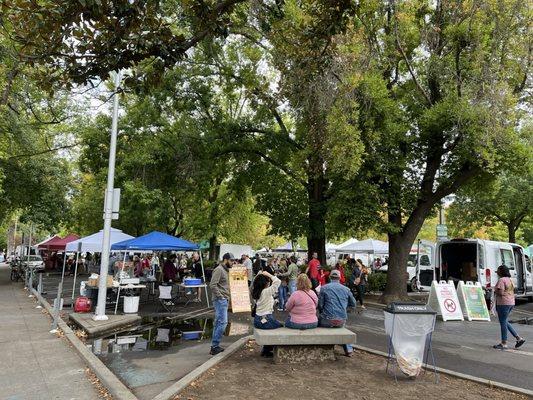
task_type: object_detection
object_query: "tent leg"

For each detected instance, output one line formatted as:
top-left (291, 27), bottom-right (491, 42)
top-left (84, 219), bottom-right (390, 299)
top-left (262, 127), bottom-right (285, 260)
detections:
top-left (51, 252), bottom-right (68, 331)
top-left (71, 252), bottom-right (79, 300)
top-left (199, 253), bottom-right (209, 308)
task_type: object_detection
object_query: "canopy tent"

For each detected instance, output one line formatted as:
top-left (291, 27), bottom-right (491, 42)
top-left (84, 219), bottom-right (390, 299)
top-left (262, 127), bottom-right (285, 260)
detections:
top-left (325, 242), bottom-right (339, 252)
top-left (337, 238), bottom-right (359, 249)
top-left (272, 242), bottom-right (306, 252)
top-left (111, 231), bottom-right (208, 307)
top-left (37, 234), bottom-right (80, 251)
top-left (66, 228), bottom-right (134, 253)
top-left (36, 235), bottom-right (60, 249)
top-left (111, 231), bottom-right (199, 251)
top-left (336, 238), bottom-right (388, 254)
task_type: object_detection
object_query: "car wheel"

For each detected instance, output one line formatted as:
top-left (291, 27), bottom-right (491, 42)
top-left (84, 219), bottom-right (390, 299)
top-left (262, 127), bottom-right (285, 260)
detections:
top-left (410, 277), bottom-right (419, 292)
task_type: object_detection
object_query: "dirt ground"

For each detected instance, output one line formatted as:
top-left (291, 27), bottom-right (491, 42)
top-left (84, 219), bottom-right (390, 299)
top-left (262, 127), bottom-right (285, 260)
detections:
top-left (176, 341), bottom-right (528, 400)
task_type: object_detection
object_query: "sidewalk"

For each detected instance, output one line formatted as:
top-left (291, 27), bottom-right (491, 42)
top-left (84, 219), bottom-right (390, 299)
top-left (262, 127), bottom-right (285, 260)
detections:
top-left (0, 265), bottom-right (102, 400)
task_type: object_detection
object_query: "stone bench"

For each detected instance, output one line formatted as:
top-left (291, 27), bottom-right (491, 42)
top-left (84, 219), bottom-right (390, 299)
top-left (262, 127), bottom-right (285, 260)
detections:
top-left (253, 327), bottom-right (356, 363)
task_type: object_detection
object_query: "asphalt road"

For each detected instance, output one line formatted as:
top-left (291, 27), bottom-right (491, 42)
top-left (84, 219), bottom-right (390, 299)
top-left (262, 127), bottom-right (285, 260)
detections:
top-left (345, 304), bottom-right (533, 391)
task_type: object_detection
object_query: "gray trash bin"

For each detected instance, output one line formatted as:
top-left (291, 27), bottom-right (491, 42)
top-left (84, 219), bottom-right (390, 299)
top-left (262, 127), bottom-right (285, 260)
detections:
top-left (384, 302), bottom-right (437, 381)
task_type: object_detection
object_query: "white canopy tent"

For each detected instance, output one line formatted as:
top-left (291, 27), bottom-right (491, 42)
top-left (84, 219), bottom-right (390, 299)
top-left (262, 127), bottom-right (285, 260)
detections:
top-left (336, 238), bottom-right (388, 254)
top-left (337, 238), bottom-right (359, 249)
top-left (66, 228), bottom-right (134, 253)
top-left (65, 228), bottom-right (135, 300)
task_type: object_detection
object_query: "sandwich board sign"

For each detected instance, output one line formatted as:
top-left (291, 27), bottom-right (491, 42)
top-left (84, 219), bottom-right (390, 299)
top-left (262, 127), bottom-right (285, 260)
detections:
top-left (427, 280), bottom-right (464, 321)
top-left (457, 281), bottom-right (490, 321)
top-left (228, 265), bottom-right (251, 313)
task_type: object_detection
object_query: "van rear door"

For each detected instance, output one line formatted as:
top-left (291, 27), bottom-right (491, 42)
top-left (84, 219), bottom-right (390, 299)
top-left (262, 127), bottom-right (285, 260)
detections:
top-left (416, 240), bottom-right (435, 292)
top-left (499, 245), bottom-right (519, 292)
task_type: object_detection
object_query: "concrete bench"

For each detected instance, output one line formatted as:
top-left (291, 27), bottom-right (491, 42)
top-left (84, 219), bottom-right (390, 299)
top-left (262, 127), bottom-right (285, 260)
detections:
top-left (254, 327), bottom-right (356, 363)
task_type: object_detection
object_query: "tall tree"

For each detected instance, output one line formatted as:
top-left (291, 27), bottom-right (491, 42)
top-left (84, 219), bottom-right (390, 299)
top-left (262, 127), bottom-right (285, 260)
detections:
top-left (327, 0), bottom-right (531, 301)
top-left (448, 169), bottom-right (532, 243)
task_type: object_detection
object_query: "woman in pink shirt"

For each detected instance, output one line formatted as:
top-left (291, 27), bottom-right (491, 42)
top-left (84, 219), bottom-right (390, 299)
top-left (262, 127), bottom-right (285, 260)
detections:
top-left (493, 265), bottom-right (525, 350)
top-left (285, 274), bottom-right (318, 330)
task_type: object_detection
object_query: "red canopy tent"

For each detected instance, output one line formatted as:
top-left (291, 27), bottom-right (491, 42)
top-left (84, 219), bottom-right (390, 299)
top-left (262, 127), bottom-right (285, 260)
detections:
top-left (38, 234), bottom-right (80, 270)
top-left (37, 235), bottom-right (61, 250)
top-left (38, 234), bottom-right (79, 251)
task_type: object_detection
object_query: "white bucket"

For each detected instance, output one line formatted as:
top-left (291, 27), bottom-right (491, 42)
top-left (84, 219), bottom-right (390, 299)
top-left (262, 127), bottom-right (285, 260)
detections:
top-left (123, 296), bottom-right (140, 313)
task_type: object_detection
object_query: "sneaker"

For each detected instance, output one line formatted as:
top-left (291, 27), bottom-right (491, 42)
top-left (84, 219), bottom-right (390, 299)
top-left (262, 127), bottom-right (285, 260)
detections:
top-left (210, 346), bottom-right (225, 355)
top-left (515, 339), bottom-right (526, 349)
top-left (493, 343), bottom-right (508, 350)
top-left (361, 305), bottom-right (366, 310)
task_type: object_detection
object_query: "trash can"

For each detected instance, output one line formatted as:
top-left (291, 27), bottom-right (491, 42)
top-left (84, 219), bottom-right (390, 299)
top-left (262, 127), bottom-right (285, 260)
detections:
top-left (123, 295), bottom-right (140, 313)
top-left (384, 302), bottom-right (437, 380)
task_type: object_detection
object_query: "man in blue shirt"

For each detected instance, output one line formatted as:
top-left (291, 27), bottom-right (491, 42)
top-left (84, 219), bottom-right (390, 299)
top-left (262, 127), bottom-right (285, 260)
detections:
top-left (318, 269), bottom-right (356, 356)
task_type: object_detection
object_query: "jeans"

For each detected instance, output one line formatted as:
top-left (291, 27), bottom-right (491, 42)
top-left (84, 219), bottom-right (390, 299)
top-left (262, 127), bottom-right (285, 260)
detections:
top-left (355, 285), bottom-right (365, 306)
top-left (254, 314), bottom-right (283, 330)
top-left (278, 285), bottom-right (288, 310)
top-left (288, 279), bottom-right (297, 295)
top-left (254, 314), bottom-right (283, 355)
top-left (285, 317), bottom-right (318, 330)
top-left (212, 298), bottom-right (228, 348)
top-left (496, 305), bottom-right (519, 342)
top-left (318, 317), bottom-right (353, 354)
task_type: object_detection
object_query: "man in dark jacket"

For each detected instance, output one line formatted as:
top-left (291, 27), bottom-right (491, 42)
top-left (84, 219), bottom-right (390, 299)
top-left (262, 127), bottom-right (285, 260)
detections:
top-left (209, 253), bottom-right (233, 355)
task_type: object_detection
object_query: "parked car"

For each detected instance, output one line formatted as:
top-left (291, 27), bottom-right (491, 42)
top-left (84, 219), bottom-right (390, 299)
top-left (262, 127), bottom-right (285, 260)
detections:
top-left (20, 255), bottom-right (45, 271)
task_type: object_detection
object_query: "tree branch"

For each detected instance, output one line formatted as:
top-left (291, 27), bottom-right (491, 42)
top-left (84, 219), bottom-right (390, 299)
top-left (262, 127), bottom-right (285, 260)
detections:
top-left (391, 0), bottom-right (432, 105)
top-left (7, 142), bottom-right (80, 159)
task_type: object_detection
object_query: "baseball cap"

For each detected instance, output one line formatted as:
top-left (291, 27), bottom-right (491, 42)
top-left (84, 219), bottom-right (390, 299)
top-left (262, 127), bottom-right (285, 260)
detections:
top-left (329, 270), bottom-right (341, 279)
top-left (222, 253), bottom-right (235, 261)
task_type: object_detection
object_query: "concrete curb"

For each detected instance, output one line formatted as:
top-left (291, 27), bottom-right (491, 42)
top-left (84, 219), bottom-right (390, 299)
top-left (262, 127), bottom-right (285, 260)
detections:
top-left (151, 335), bottom-right (252, 400)
top-left (353, 344), bottom-right (533, 398)
top-left (31, 288), bottom-right (139, 400)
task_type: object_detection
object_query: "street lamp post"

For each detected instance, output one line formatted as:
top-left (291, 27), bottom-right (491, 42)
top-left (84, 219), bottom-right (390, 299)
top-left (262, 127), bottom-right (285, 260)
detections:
top-left (93, 71), bottom-right (122, 321)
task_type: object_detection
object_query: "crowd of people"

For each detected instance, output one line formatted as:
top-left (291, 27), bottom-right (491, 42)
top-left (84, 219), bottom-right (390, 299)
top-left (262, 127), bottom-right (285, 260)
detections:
top-left (208, 251), bottom-right (369, 357)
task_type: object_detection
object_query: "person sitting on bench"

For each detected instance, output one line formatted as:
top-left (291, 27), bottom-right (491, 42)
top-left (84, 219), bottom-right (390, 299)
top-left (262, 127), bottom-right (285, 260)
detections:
top-left (285, 274), bottom-right (318, 330)
top-left (318, 269), bottom-right (356, 356)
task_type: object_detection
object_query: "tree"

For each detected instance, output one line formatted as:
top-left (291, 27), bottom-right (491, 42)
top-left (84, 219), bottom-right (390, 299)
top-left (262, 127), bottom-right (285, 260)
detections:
top-left (327, 0), bottom-right (531, 302)
top-left (448, 169), bottom-right (532, 243)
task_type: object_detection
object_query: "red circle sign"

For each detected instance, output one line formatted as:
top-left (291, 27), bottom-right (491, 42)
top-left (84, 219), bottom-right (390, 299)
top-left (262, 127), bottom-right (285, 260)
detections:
top-left (443, 299), bottom-right (456, 313)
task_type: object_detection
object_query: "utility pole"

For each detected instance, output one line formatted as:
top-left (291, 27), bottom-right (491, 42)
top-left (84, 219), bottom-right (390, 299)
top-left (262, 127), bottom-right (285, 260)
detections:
top-left (93, 71), bottom-right (122, 321)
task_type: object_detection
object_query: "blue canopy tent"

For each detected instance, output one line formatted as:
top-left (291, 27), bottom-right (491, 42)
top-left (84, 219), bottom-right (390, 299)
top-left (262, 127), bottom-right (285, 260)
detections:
top-left (111, 231), bottom-right (199, 251)
top-left (111, 231), bottom-right (209, 307)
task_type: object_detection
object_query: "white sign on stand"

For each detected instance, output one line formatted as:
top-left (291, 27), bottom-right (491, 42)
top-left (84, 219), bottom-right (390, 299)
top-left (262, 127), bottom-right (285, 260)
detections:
top-left (427, 280), bottom-right (464, 321)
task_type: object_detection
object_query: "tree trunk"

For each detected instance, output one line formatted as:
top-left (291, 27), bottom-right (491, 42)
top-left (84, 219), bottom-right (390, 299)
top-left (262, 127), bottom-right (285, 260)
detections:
top-left (208, 235), bottom-right (217, 261)
top-left (381, 232), bottom-right (411, 303)
top-left (507, 223), bottom-right (516, 243)
top-left (381, 203), bottom-right (432, 303)
top-left (306, 175), bottom-right (327, 266)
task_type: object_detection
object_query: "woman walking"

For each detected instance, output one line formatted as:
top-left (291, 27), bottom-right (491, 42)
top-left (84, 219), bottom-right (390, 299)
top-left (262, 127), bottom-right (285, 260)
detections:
top-left (493, 265), bottom-right (525, 350)
top-left (252, 270), bottom-right (283, 357)
top-left (351, 259), bottom-right (368, 309)
top-left (285, 274), bottom-right (318, 330)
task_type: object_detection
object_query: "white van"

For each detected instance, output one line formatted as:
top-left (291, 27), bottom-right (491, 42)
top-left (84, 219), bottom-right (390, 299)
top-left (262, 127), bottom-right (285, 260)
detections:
top-left (417, 238), bottom-right (533, 299)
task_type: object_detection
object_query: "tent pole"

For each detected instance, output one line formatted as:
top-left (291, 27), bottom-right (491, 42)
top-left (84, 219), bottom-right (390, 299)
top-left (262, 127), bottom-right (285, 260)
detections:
top-left (114, 251), bottom-right (127, 315)
top-left (71, 251), bottom-right (80, 300)
top-left (51, 252), bottom-right (68, 331)
top-left (199, 251), bottom-right (209, 307)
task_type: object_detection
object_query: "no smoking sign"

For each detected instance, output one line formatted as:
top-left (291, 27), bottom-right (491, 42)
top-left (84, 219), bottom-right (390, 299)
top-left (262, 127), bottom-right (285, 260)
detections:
top-left (443, 298), bottom-right (456, 313)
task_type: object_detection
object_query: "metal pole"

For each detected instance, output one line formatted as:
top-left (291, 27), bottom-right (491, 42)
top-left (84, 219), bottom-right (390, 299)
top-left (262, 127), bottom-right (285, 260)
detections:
top-left (94, 71), bottom-right (122, 321)
top-left (51, 252), bottom-right (68, 331)
top-left (71, 251), bottom-right (80, 300)
top-left (27, 222), bottom-right (33, 291)
top-left (199, 251), bottom-right (210, 307)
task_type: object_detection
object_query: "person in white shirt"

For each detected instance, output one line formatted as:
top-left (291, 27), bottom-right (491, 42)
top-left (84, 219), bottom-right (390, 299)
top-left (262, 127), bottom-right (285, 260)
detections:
top-left (251, 270), bottom-right (282, 357)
